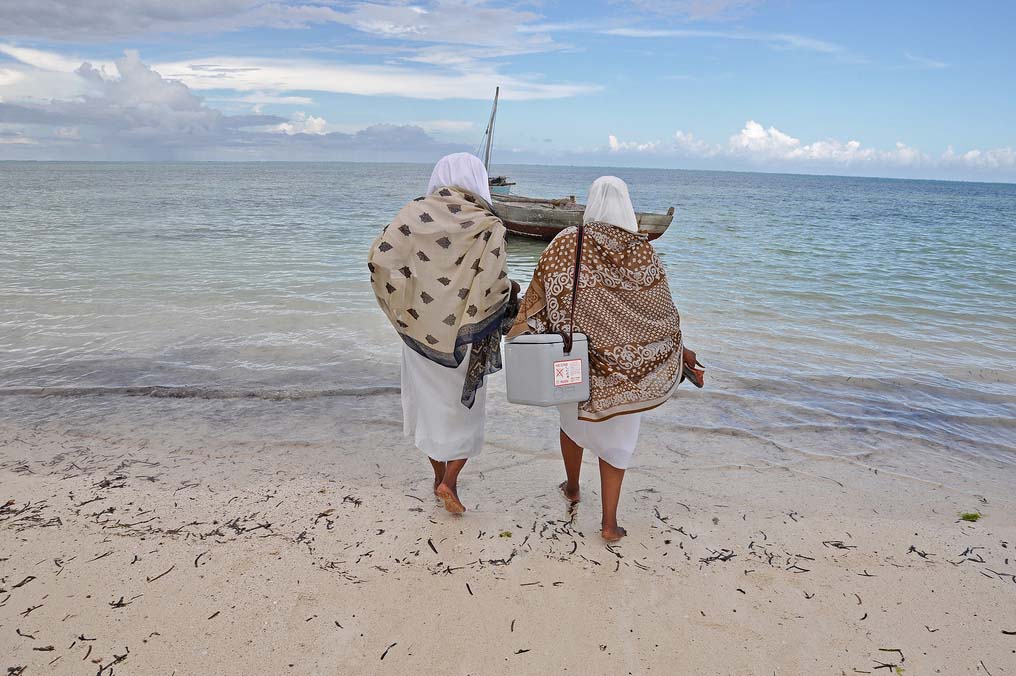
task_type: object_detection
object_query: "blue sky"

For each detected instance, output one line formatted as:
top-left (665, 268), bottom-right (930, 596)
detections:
top-left (1, 0), bottom-right (1014, 181)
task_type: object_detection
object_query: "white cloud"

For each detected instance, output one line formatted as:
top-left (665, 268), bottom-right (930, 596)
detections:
top-left (0, 50), bottom-right (284, 152)
top-left (414, 119), bottom-right (475, 135)
top-left (673, 129), bottom-right (718, 156)
top-left (602, 28), bottom-right (844, 54)
top-left (0, 43), bottom-right (103, 72)
top-left (941, 145), bottom-right (1016, 170)
top-left (0, 68), bottom-right (24, 87)
top-left (516, 21), bottom-right (606, 35)
top-left (0, 0), bottom-right (564, 62)
top-left (0, 40), bottom-right (596, 103)
top-left (0, 51), bottom-right (469, 160)
top-left (0, 1), bottom-right (578, 109)
top-left (276, 111), bottom-right (327, 135)
top-left (602, 120), bottom-right (1014, 178)
top-left (0, 42), bottom-right (118, 101)
top-left (903, 52), bottom-right (948, 70)
top-left (623, 0), bottom-right (763, 20)
top-left (232, 92), bottom-right (314, 105)
top-left (727, 120), bottom-right (930, 166)
top-left (153, 55), bottom-right (597, 101)
top-left (0, 131), bottom-right (36, 144)
top-left (607, 129), bottom-right (717, 157)
top-left (727, 119), bottom-right (801, 156)
top-left (608, 134), bottom-right (660, 152)
top-left (0, 1), bottom-right (330, 40)
top-left (325, 1), bottom-right (551, 52)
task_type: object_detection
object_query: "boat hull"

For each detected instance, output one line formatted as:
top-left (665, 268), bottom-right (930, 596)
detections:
top-left (492, 195), bottom-right (673, 242)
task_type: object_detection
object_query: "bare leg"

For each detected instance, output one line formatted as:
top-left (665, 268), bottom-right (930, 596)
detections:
top-left (559, 429), bottom-right (582, 503)
top-left (428, 457), bottom-right (445, 496)
top-left (435, 458), bottom-right (467, 513)
top-left (598, 457), bottom-right (627, 541)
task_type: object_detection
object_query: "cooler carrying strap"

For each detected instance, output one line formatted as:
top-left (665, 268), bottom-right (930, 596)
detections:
top-left (562, 224), bottom-right (584, 355)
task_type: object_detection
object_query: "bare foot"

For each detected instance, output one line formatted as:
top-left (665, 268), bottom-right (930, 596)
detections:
top-left (559, 481), bottom-right (580, 503)
top-left (429, 459), bottom-right (445, 497)
top-left (435, 483), bottom-right (466, 514)
top-left (601, 525), bottom-right (627, 541)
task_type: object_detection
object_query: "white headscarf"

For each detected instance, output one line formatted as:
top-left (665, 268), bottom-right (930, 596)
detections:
top-left (583, 176), bottom-right (639, 234)
top-left (427, 153), bottom-right (492, 206)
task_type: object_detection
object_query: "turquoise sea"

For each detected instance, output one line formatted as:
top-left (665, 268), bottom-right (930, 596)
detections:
top-left (1, 162), bottom-right (1014, 469)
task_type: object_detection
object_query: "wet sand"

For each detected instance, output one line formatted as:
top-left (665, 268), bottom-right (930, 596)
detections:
top-left (2, 392), bottom-right (1014, 675)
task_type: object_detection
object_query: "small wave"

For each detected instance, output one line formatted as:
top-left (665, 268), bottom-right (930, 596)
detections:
top-left (0, 385), bottom-right (400, 400)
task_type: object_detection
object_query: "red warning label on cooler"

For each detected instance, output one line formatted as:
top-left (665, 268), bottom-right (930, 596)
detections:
top-left (553, 359), bottom-right (583, 387)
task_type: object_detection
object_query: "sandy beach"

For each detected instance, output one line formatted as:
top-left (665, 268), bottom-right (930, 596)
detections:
top-left (3, 0), bottom-right (1016, 669)
top-left (2, 388), bottom-right (1014, 675)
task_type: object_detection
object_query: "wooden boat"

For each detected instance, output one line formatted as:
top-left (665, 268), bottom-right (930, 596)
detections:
top-left (492, 194), bottom-right (675, 241)
top-left (488, 175), bottom-right (515, 195)
top-left (477, 88), bottom-right (675, 241)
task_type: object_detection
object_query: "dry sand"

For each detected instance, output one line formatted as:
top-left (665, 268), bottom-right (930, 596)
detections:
top-left (1, 391), bottom-right (1014, 675)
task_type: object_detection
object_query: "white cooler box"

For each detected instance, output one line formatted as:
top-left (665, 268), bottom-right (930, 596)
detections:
top-left (504, 333), bottom-right (590, 406)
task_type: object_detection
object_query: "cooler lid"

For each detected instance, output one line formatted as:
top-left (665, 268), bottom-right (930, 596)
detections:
top-left (507, 332), bottom-right (587, 345)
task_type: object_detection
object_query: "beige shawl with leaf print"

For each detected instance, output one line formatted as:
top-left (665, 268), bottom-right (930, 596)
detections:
top-left (368, 186), bottom-right (513, 406)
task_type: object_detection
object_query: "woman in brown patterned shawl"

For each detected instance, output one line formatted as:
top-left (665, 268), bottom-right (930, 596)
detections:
top-left (369, 153), bottom-right (519, 514)
top-left (508, 176), bottom-right (702, 541)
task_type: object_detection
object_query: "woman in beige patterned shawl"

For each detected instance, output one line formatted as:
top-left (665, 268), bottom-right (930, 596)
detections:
top-left (508, 176), bottom-right (702, 541)
top-left (369, 153), bottom-right (518, 514)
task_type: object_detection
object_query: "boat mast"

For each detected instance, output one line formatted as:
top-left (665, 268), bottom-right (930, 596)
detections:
top-left (482, 86), bottom-right (499, 171)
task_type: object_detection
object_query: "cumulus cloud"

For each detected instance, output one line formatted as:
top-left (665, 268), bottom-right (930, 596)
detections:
top-left (608, 134), bottom-right (660, 153)
top-left (727, 120), bottom-right (929, 166)
top-left (276, 110), bottom-right (327, 135)
top-left (941, 145), bottom-right (1016, 170)
top-left (0, 51), bottom-right (282, 147)
top-left (604, 120), bottom-right (1013, 178)
top-left (0, 50), bottom-right (467, 160)
top-left (673, 130), bottom-right (717, 157)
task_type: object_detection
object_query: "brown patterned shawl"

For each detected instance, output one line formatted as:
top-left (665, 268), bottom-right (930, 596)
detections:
top-left (507, 222), bottom-right (683, 421)
top-left (369, 187), bottom-right (516, 408)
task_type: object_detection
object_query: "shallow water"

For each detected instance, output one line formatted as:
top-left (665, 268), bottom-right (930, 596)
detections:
top-left (1, 162), bottom-right (1014, 468)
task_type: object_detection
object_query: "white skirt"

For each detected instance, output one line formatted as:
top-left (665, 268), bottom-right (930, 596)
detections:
top-left (401, 343), bottom-right (486, 462)
top-left (558, 403), bottom-right (642, 470)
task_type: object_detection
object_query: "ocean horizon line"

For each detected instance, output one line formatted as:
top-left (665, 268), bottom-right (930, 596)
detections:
top-left (2, 158), bottom-right (1014, 187)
